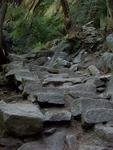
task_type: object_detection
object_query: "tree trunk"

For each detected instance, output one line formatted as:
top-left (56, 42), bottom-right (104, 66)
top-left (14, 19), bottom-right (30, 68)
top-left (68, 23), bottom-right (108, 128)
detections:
top-left (106, 0), bottom-right (113, 29)
top-left (60, 0), bottom-right (72, 32)
top-left (0, 1), bottom-right (8, 66)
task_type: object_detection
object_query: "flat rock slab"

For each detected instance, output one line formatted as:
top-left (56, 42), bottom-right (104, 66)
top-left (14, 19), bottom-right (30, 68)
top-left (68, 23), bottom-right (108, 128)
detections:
top-left (79, 145), bottom-right (111, 150)
top-left (0, 137), bottom-right (22, 149)
top-left (0, 101), bottom-right (44, 136)
top-left (46, 73), bottom-right (69, 78)
top-left (42, 77), bottom-right (82, 86)
top-left (68, 91), bottom-right (109, 99)
top-left (34, 91), bottom-right (64, 106)
top-left (4, 95), bottom-right (23, 103)
top-left (5, 61), bottom-right (24, 72)
top-left (23, 81), bottom-right (42, 97)
top-left (44, 108), bottom-right (71, 122)
top-left (106, 76), bottom-right (113, 100)
top-left (71, 98), bottom-right (113, 117)
top-left (60, 83), bottom-right (96, 93)
top-left (94, 78), bottom-right (106, 88)
top-left (99, 74), bottom-right (111, 82)
top-left (70, 99), bottom-right (81, 117)
top-left (18, 141), bottom-right (46, 150)
top-left (94, 124), bottom-right (113, 142)
top-left (23, 86), bottom-right (64, 105)
top-left (88, 65), bottom-right (100, 76)
top-left (81, 98), bottom-right (113, 112)
top-left (18, 139), bottom-right (110, 150)
top-left (82, 108), bottom-right (113, 124)
top-left (9, 54), bottom-right (27, 62)
top-left (6, 69), bottom-right (39, 84)
top-left (65, 134), bottom-right (78, 150)
top-left (35, 93), bottom-right (64, 105)
top-left (18, 131), bottom-right (65, 150)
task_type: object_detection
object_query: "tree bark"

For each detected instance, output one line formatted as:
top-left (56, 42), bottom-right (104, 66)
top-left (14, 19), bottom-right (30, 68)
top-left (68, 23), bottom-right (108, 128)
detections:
top-left (106, 0), bottom-right (113, 29)
top-left (60, 0), bottom-right (72, 32)
top-left (0, 1), bottom-right (8, 65)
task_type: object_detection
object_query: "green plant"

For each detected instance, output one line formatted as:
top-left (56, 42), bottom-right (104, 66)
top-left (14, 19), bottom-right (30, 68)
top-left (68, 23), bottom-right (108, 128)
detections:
top-left (34, 42), bottom-right (45, 51)
top-left (70, 0), bottom-right (107, 27)
top-left (6, 4), bottom-right (63, 54)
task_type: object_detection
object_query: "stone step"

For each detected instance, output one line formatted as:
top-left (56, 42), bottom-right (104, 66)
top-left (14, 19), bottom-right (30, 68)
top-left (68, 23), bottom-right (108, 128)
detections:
top-left (0, 101), bottom-right (44, 137)
top-left (43, 108), bottom-right (71, 122)
top-left (23, 86), bottom-right (65, 106)
top-left (71, 98), bottom-right (113, 117)
top-left (82, 108), bottom-right (113, 124)
top-left (6, 69), bottom-right (39, 83)
top-left (34, 92), bottom-right (65, 106)
top-left (42, 77), bottom-right (83, 86)
top-left (94, 124), bottom-right (113, 143)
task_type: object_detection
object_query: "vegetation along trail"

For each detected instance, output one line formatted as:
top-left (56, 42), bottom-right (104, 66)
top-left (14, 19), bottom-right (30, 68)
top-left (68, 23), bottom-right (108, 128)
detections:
top-left (1, 0), bottom-right (113, 150)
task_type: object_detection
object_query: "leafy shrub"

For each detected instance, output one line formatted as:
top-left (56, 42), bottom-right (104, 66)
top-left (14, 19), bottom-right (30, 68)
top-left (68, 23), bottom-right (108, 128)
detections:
top-left (6, 4), bottom-right (63, 54)
top-left (71, 0), bottom-right (107, 27)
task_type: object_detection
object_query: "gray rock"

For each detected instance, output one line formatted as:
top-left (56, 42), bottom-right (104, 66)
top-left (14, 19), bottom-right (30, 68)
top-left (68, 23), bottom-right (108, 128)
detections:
top-left (98, 52), bottom-right (113, 73)
top-left (79, 145), bottom-right (110, 150)
top-left (9, 54), bottom-right (26, 62)
top-left (23, 81), bottom-right (42, 97)
top-left (43, 128), bottom-right (57, 136)
top-left (106, 34), bottom-right (113, 51)
top-left (63, 82), bottom-right (73, 87)
top-left (5, 61), bottom-right (24, 72)
top-left (51, 42), bottom-right (72, 53)
top-left (47, 68), bottom-right (59, 74)
top-left (99, 74), bottom-right (111, 82)
top-left (0, 137), bottom-right (22, 148)
top-left (4, 95), bottom-right (23, 103)
top-left (64, 83), bottom-right (96, 94)
top-left (82, 108), bottom-right (113, 124)
top-left (95, 124), bottom-right (113, 142)
top-left (52, 51), bottom-right (68, 60)
top-left (6, 69), bottom-right (39, 85)
top-left (68, 91), bottom-right (108, 99)
top-left (65, 134), bottom-right (78, 150)
top-left (24, 52), bottom-right (37, 59)
top-left (46, 131), bottom-right (65, 150)
top-left (53, 58), bottom-right (71, 68)
top-left (0, 101), bottom-right (44, 136)
top-left (35, 56), bottom-right (48, 66)
top-left (96, 87), bottom-right (105, 93)
top-left (35, 50), bottom-right (54, 58)
top-left (71, 98), bottom-right (113, 117)
top-left (35, 92), bottom-right (64, 105)
top-left (47, 51), bottom-right (70, 68)
top-left (70, 64), bottom-right (78, 72)
top-left (42, 77), bottom-right (82, 86)
top-left (81, 99), bottom-right (113, 113)
top-left (17, 141), bottom-right (46, 150)
top-left (18, 131), bottom-right (65, 150)
top-left (68, 91), bottom-right (94, 99)
top-left (88, 65), bottom-right (100, 76)
top-left (73, 50), bottom-right (87, 64)
top-left (23, 86), bottom-right (64, 105)
top-left (71, 99), bottom-right (81, 117)
top-left (94, 78), bottom-right (106, 88)
top-left (46, 73), bottom-right (69, 79)
top-left (44, 108), bottom-right (71, 122)
top-left (73, 55), bottom-right (82, 64)
top-left (106, 76), bottom-right (113, 101)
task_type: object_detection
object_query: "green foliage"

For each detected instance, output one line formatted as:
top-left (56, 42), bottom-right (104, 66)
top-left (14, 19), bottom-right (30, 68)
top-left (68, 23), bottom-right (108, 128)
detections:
top-left (71, 0), bottom-right (107, 27)
top-left (5, 0), bottom-right (107, 54)
top-left (6, 4), bottom-right (63, 54)
top-left (34, 42), bottom-right (45, 51)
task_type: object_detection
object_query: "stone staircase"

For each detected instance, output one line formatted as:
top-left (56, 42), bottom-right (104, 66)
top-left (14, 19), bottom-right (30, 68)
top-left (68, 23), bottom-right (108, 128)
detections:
top-left (1, 52), bottom-right (113, 150)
